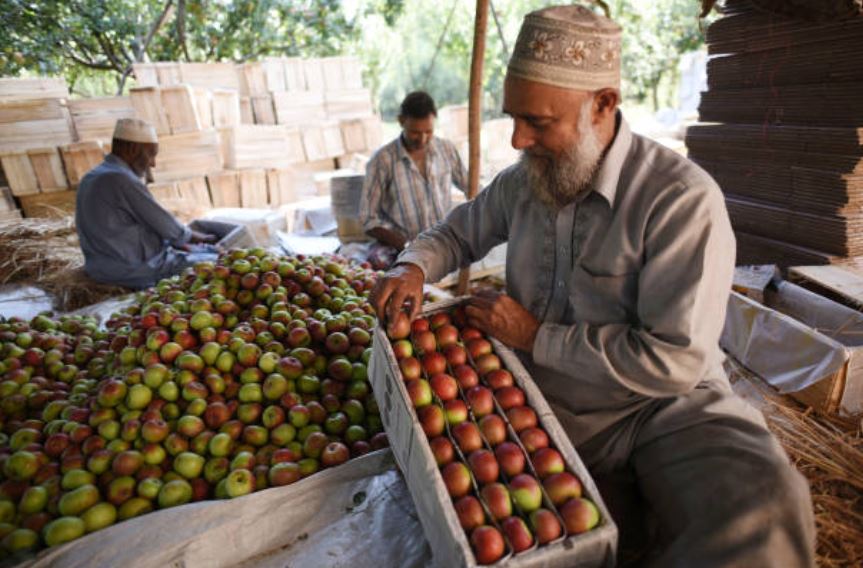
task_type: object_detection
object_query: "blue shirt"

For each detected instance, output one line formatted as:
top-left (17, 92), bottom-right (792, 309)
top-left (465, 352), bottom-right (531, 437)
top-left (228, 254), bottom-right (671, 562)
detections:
top-left (359, 136), bottom-right (468, 241)
top-left (75, 154), bottom-right (192, 289)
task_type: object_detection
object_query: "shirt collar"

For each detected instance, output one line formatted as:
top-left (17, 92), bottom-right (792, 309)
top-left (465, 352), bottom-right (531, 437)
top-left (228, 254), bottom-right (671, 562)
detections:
top-left (397, 135), bottom-right (437, 162)
top-left (591, 111), bottom-right (631, 208)
top-left (105, 153), bottom-right (141, 180)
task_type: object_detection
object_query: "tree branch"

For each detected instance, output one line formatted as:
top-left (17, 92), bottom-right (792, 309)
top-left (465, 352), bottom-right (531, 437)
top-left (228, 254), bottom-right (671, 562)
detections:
top-left (177, 0), bottom-right (191, 61)
top-left (139, 0), bottom-right (175, 60)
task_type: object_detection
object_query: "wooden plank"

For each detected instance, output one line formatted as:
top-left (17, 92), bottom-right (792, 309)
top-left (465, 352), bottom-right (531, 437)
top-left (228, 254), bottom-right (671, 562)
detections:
top-left (206, 170), bottom-right (241, 208)
top-left (0, 209), bottom-right (22, 222)
top-left (178, 62), bottom-right (241, 91)
top-left (0, 186), bottom-right (17, 212)
top-left (0, 99), bottom-right (66, 124)
top-left (321, 57), bottom-right (345, 91)
top-left (303, 59), bottom-right (326, 92)
top-left (147, 180), bottom-right (180, 203)
top-left (0, 77), bottom-right (68, 102)
top-left (211, 90), bottom-right (240, 128)
top-left (0, 152), bottom-right (40, 196)
top-left (322, 122), bottom-right (345, 158)
top-left (155, 62), bottom-right (182, 86)
top-left (239, 62), bottom-right (268, 96)
top-left (27, 147), bottom-right (68, 193)
top-left (68, 96), bottom-right (135, 142)
top-left (301, 126), bottom-right (328, 162)
top-left (788, 265), bottom-right (863, 307)
top-left (362, 115), bottom-right (383, 150)
top-left (193, 88), bottom-right (213, 128)
top-left (130, 87), bottom-right (171, 135)
top-left (161, 85), bottom-right (202, 134)
top-left (0, 118), bottom-right (75, 152)
top-left (271, 91), bottom-right (326, 126)
top-left (262, 58), bottom-right (287, 92)
top-left (283, 58), bottom-right (306, 91)
top-left (18, 190), bottom-right (76, 218)
top-left (340, 119), bottom-right (367, 153)
top-left (151, 129), bottom-right (223, 182)
top-left (222, 125), bottom-right (305, 170)
top-left (238, 169), bottom-right (269, 208)
top-left (60, 141), bottom-right (104, 188)
top-left (251, 96), bottom-right (276, 125)
top-left (239, 97), bottom-right (254, 125)
top-left (324, 89), bottom-right (374, 120)
top-left (341, 56), bottom-right (364, 90)
top-left (176, 177), bottom-right (212, 209)
top-left (266, 168), bottom-right (296, 206)
top-left (132, 63), bottom-right (159, 88)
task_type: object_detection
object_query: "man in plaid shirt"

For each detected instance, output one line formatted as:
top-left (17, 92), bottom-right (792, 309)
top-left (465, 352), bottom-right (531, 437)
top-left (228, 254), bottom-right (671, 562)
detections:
top-left (359, 91), bottom-right (468, 260)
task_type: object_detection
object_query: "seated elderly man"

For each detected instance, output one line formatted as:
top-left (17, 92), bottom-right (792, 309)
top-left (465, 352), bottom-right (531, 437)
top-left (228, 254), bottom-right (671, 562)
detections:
top-left (75, 118), bottom-right (218, 289)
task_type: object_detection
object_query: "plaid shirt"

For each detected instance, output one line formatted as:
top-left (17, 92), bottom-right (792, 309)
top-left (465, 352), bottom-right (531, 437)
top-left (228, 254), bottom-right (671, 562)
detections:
top-left (359, 135), bottom-right (468, 241)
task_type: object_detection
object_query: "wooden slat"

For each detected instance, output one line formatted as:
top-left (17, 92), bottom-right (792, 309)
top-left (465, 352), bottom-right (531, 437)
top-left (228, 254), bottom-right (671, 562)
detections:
top-left (283, 58), bottom-right (306, 91)
top-left (301, 126), bottom-right (328, 162)
top-left (340, 118), bottom-right (368, 153)
top-left (206, 171), bottom-right (241, 208)
top-left (18, 190), bottom-right (76, 218)
top-left (322, 57), bottom-right (345, 91)
top-left (271, 91), bottom-right (326, 126)
top-left (0, 152), bottom-right (40, 196)
top-left (303, 59), bottom-right (326, 92)
top-left (0, 77), bottom-right (68, 102)
top-left (178, 62), bottom-right (241, 91)
top-left (155, 63), bottom-right (182, 86)
top-left (324, 89), bottom-right (374, 120)
top-left (0, 186), bottom-right (17, 212)
top-left (130, 87), bottom-right (171, 135)
top-left (0, 209), bottom-right (22, 221)
top-left (211, 90), bottom-right (240, 128)
top-left (239, 169), bottom-right (269, 208)
top-left (193, 88), bottom-right (213, 128)
top-left (161, 85), bottom-right (202, 134)
top-left (266, 168), bottom-right (296, 206)
top-left (262, 58), bottom-right (286, 92)
top-left (322, 122), bottom-right (345, 158)
top-left (222, 125), bottom-right (305, 169)
top-left (0, 118), bottom-right (74, 152)
top-left (60, 141), bottom-right (104, 188)
top-left (68, 96), bottom-right (135, 142)
top-left (788, 265), bottom-right (863, 307)
top-left (27, 147), bottom-right (68, 193)
top-left (239, 62), bottom-right (268, 96)
top-left (0, 99), bottom-right (66, 124)
top-left (341, 57), bottom-right (364, 90)
top-left (239, 97), bottom-right (254, 124)
top-left (151, 129), bottom-right (222, 182)
top-left (176, 177), bottom-right (212, 210)
top-left (251, 96), bottom-right (276, 125)
top-left (132, 63), bottom-right (159, 88)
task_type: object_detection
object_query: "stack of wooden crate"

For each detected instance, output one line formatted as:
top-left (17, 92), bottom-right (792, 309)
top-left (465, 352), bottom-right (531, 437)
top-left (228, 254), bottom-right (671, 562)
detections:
top-left (686, 0), bottom-right (863, 265)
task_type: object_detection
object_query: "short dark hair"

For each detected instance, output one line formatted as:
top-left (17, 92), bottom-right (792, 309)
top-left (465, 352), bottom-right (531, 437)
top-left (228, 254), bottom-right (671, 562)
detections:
top-left (400, 91), bottom-right (437, 119)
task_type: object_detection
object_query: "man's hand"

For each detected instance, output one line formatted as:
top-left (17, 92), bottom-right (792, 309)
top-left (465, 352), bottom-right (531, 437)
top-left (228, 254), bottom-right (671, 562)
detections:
top-left (466, 289), bottom-right (540, 353)
top-left (190, 230), bottom-right (217, 244)
top-left (370, 263), bottom-right (425, 326)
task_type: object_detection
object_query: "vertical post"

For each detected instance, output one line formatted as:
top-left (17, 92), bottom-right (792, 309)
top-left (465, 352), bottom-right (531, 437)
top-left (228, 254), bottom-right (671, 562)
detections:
top-left (456, 0), bottom-right (490, 296)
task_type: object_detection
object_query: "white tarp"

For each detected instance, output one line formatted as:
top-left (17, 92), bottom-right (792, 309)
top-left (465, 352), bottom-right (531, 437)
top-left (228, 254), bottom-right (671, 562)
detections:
top-left (21, 450), bottom-right (432, 568)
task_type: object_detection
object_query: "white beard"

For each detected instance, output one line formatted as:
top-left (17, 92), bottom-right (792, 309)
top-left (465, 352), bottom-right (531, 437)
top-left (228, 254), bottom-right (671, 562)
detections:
top-left (520, 97), bottom-right (604, 210)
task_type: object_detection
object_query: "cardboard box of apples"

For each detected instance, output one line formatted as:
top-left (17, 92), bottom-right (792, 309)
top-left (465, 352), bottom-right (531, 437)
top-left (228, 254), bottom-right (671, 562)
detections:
top-left (369, 298), bottom-right (617, 567)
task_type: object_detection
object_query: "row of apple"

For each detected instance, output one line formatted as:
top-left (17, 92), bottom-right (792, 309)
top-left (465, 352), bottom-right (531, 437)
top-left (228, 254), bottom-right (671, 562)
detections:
top-left (386, 306), bottom-right (600, 565)
top-left (0, 250), bottom-right (387, 560)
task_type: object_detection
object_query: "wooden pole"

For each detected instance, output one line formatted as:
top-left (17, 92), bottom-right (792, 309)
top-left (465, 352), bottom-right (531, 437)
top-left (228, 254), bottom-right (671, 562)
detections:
top-left (456, 0), bottom-right (490, 296)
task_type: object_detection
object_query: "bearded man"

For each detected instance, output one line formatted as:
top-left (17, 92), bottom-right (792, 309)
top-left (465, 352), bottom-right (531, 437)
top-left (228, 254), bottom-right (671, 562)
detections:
top-left (371, 5), bottom-right (815, 566)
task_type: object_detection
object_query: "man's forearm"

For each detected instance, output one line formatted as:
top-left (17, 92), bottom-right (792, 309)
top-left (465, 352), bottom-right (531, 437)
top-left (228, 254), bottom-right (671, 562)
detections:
top-left (367, 227), bottom-right (407, 250)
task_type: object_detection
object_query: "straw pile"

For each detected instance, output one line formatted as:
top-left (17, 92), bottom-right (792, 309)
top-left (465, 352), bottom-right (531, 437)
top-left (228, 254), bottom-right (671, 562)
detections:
top-left (727, 359), bottom-right (863, 567)
top-left (0, 217), bottom-right (128, 311)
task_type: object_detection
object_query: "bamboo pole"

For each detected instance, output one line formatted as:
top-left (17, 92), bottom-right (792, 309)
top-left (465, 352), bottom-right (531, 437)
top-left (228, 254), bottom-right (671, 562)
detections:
top-left (456, 0), bottom-right (490, 296)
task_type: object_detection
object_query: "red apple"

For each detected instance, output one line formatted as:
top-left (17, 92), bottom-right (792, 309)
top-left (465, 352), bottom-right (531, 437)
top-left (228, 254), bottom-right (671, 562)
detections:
top-left (506, 406), bottom-right (537, 432)
top-left (435, 325), bottom-right (459, 348)
top-left (509, 474), bottom-right (542, 512)
top-left (519, 427), bottom-right (549, 453)
top-left (479, 482), bottom-right (512, 520)
top-left (475, 353), bottom-right (501, 376)
top-left (430, 373), bottom-right (458, 401)
top-left (441, 462), bottom-right (472, 498)
top-left (412, 331), bottom-right (436, 354)
top-left (460, 327), bottom-right (483, 341)
top-left (559, 497), bottom-right (600, 534)
top-left (452, 422), bottom-right (483, 454)
top-left (391, 340), bottom-right (413, 360)
top-left (486, 369), bottom-right (514, 390)
top-left (444, 399), bottom-right (468, 426)
top-left (454, 495), bottom-right (485, 531)
top-left (443, 344), bottom-right (467, 367)
top-left (405, 379), bottom-right (432, 408)
top-left (543, 472), bottom-right (582, 506)
top-left (501, 516), bottom-right (534, 552)
top-left (478, 415), bottom-right (506, 446)
top-left (466, 338), bottom-right (492, 359)
top-left (470, 525), bottom-right (505, 565)
top-left (532, 447), bottom-right (565, 479)
top-left (453, 365), bottom-right (479, 389)
top-left (320, 442), bottom-right (350, 468)
top-left (466, 386), bottom-right (494, 417)
top-left (495, 442), bottom-right (526, 477)
top-left (386, 311), bottom-right (410, 340)
top-left (530, 508), bottom-right (562, 544)
top-left (467, 449), bottom-right (500, 485)
top-left (399, 357), bottom-right (422, 381)
top-left (429, 436), bottom-right (455, 466)
top-left (422, 352), bottom-right (447, 376)
top-left (418, 405), bottom-right (445, 437)
top-left (494, 386), bottom-right (525, 410)
top-left (411, 318), bottom-right (430, 334)
top-left (429, 312), bottom-right (450, 330)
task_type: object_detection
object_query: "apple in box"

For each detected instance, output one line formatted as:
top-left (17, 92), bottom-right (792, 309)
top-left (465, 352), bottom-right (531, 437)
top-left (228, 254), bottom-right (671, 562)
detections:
top-left (560, 497), bottom-right (600, 534)
top-left (509, 473), bottom-right (543, 512)
top-left (452, 421), bottom-right (483, 454)
top-left (494, 386), bottom-right (525, 410)
top-left (506, 406), bottom-right (537, 432)
top-left (429, 436), bottom-right (455, 466)
top-left (467, 449), bottom-right (499, 485)
top-left (532, 447), bottom-right (565, 479)
top-left (453, 365), bottom-right (479, 389)
top-left (519, 427), bottom-right (549, 453)
top-left (454, 495), bottom-right (485, 531)
top-left (418, 404), bottom-right (445, 437)
top-left (470, 525), bottom-right (505, 565)
top-left (543, 471), bottom-right (582, 506)
top-left (399, 357), bottom-right (422, 381)
top-left (444, 399), bottom-right (469, 426)
top-left (501, 516), bottom-right (534, 552)
top-left (422, 352), bottom-right (447, 376)
top-left (478, 414), bottom-right (506, 446)
top-left (405, 379), bottom-right (432, 408)
top-left (435, 324), bottom-right (460, 348)
top-left (412, 331), bottom-right (436, 354)
top-left (480, 482), bottom-right (512, 520)
top-left (486, 369), bottom-right (514, 390)
top-left (430, 373), bottom-right (458, 401)
top-left (530, 508), bottom-right (562, 544)
top-left (466, 386), bottom-right (494, 417)
top-left (441, 461), bottom-right (472, 498)
top-left (495, 441), bottom-right (526, 477)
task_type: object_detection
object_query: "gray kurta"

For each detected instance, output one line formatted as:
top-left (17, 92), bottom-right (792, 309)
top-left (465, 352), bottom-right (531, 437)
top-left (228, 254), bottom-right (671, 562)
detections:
top-left (75, 155), bottom-right (192, 289)
top-left (399, 114), bottom-right (815, 566)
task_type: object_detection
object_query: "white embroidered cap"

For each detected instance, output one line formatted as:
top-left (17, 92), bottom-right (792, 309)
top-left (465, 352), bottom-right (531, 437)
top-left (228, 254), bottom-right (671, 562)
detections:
top-left (113, 118), bottom-right (158, 144)
top-left (507, 5), bottom-right (622, 91)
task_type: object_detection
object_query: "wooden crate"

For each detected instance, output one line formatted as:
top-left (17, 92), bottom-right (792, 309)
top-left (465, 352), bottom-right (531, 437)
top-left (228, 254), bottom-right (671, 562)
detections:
top-left (0, 151), bottom-right (39, 196)
top-left (239, 62), bottom-right (267, 96)
top-left (27, 147), bottom-right (68, 193)
top-left (321, 57), bottom-right (346, 91)
top-left (161, 85), bottom-right (203, 134)
top-left (18, 190), bottom-right (76, 218)
top-left (155, 62), bottom-right (182, 86)
top-left (0, 77), bottom-right (68, 102)
top-left (60, 141), bottom-right (104, 188)
top-left (341, 56), bottom-right (364, 90)
top-left (301, 126), bottom-right (328, 162)
top-left (239, 97), bottom-right (254, 125)
top-left (132, 63), bottom-right (160, 88)
top-left (302, 59), bottom-right (326, 92)
top-left (439, 104), bottom-right (469, 142)
top-left (271, 91), bottom-right (326, 126)
top-left (0, 98), bottom-right (74, 152)
top-left (0, 186), bottom-right (17, 211)
top-left (212, 90), bottom-right (241, 128)
top-left (206, 170), bottom-right (241, 208)
top-left (283, 58), bottom-right (306, 91)
top-left (222, 125), bottom-right (305, 169)
top-left (179, 62), bottom-right (241, 91)
top-left (148, 180), bottom-right (180, 203)
top-left (239, 169), bottom-right (269, 208)
top-left (251, 96), bottom-right (276, 125)
top-left (324, 89), bottom-right (374, 120)
top-left (176, 177), bottom-right (212, 209)
top-left (339, 117), bottom-right (381, 153)
top-left (194, 88), bottom-right (213, 129)
top-left (0, 98), bottom-right (66, 124)
top-left (151, 129), bottom-right (223, 182)
top-left (68, 96), bottom-right (135, 142)
top-left (266, 167), bottom-right (296, 206)
top-left (130, 87), bottom-right (171, 135)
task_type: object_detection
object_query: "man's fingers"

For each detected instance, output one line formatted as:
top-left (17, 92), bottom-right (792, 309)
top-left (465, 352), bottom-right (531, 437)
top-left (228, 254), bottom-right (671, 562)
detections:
top-left (386, 288), bottom-right (408, 325)
top-left (370, 280), bottom-right (394, 321)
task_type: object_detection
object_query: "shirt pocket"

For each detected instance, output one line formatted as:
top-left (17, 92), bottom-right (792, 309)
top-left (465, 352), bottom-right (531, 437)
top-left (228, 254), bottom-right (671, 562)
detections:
top-left (569, 264), bottom-right (639, 325)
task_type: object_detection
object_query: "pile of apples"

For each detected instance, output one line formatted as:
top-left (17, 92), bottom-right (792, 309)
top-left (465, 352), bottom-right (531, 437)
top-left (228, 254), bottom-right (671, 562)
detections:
top-left (387, 306), bottom-right (600, 565)
top-left (0, 249), bottom-right (386, 559)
